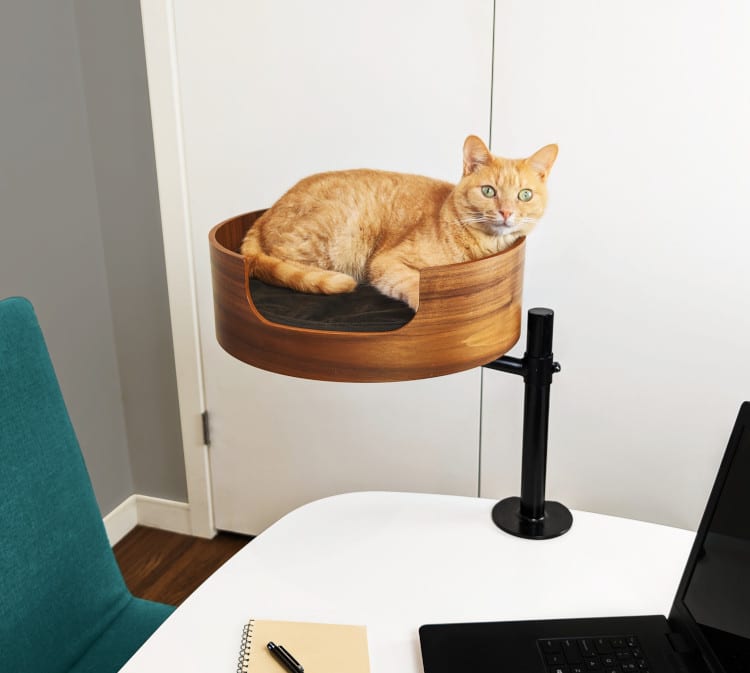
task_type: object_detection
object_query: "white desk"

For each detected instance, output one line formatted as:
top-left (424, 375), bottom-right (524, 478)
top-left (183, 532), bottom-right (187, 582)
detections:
top-left (121, 492), bottom-right (695, 672)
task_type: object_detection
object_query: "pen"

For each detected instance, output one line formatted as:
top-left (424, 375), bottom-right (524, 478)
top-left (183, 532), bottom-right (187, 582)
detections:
top-left (267, 641), bottom-right (305, 673)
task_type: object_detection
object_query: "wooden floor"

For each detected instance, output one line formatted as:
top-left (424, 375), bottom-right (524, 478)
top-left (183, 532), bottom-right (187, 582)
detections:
top-left (113, 526), bottom-right (252, 606)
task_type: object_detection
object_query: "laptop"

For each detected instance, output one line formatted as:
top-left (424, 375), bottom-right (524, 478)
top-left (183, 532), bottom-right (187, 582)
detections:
top-left (420, 402), bottom-right (750, 673)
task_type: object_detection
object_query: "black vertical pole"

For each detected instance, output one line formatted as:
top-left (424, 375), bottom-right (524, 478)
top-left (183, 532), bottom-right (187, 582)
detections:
top-left (484, 308), bottom-right (572, 539)
top-left (519, 308), bottom-right (554, 521)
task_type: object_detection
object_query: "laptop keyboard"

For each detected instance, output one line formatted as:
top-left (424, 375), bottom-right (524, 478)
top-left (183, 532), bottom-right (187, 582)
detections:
top-left (538, 636), bottom-right (650, 673)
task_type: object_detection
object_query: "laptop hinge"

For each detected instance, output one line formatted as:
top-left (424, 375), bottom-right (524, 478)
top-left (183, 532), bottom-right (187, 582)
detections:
top-left (667, 633), bottom-right (698, 655)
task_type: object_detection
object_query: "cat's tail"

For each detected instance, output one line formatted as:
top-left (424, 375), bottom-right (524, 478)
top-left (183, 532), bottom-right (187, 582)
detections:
top-left (240, 231), bottom-right (357, 295)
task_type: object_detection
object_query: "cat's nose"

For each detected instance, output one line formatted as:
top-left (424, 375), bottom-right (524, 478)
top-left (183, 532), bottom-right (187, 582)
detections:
top-left (500, 210), bottom-right (513, 222)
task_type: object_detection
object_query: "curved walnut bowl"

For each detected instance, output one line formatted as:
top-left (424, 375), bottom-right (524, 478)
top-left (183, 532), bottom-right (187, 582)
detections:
top-left (209, 210), bottom-right (525, 383)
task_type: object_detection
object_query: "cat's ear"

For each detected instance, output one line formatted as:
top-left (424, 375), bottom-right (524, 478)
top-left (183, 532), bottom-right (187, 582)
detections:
top-left (463, 135), bottom-right (492, 176)
top-left (527, 144), bottom-right (558, 180)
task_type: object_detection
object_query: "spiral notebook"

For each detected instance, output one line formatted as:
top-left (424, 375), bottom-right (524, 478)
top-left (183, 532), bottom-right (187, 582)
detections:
top-left (236, 618), bottom-right (370, 673)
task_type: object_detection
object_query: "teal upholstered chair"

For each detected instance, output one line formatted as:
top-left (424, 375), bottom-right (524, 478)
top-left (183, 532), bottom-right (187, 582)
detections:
top-left (0, 297), bottom-right (174, 673)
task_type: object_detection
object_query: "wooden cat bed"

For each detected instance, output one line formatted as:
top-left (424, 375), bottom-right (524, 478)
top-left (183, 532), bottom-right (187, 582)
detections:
top-left (209, 210), bottom-right (526, 382)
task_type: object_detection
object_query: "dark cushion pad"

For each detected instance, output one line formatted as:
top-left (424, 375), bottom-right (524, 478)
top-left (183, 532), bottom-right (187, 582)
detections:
top-left (249, 279), bottom-right (415, 332)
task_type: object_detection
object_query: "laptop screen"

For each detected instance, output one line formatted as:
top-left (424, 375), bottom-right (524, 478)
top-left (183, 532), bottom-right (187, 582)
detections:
top-left (678, 407), bottom-right (750, 671)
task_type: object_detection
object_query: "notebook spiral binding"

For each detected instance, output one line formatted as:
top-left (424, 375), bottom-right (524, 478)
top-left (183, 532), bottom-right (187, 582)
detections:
top-left (237, 620), bottom-right (254, 673)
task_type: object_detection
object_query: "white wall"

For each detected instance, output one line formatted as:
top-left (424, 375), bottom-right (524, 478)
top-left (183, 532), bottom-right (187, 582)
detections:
top-left (74, 0), bottom-right (187, 504)
top-left (481, 1), bottom-right (750, 530)
top-left (1, 0), bottom-right (186, 517)
top-left (1, 0), bottom-right (135, 514)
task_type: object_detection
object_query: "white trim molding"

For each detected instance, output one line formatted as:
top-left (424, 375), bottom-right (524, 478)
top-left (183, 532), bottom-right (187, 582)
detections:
top-left (139, 0), bottom-right (215, 538)
top-left (104, 494), bottom-right (193, 546)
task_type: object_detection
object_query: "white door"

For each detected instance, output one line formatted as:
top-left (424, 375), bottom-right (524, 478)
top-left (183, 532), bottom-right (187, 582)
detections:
top-left (167, 0), bottom-right (496, 534)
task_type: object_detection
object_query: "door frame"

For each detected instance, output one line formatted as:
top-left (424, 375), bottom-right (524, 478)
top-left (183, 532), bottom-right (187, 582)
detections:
top-left (140, 0), bottom-right (215, 537)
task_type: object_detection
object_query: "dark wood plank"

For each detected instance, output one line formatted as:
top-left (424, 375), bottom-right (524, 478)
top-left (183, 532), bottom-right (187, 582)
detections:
top-left (113, 526), bottom-right (252, 606)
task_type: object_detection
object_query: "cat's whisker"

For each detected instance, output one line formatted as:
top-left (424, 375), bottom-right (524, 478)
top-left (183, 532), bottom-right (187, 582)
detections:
top-left (459, 215), bottom-right (492, 225)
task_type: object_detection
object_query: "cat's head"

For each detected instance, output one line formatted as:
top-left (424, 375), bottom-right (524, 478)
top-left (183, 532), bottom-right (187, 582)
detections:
top-left (454, 135), bottom-right (558, 240)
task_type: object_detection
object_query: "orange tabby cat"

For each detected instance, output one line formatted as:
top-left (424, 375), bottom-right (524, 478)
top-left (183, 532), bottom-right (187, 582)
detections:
top-left (241, 136), bottom-right (557, 310)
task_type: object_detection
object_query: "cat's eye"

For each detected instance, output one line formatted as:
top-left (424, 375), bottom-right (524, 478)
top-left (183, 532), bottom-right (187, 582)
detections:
top-left (518, 188), bottom-right (533, 202)
top-left (481, 185), bottom-right (496, 198)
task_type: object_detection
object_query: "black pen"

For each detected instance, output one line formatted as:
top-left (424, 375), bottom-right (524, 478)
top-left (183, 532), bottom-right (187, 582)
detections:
top-left (267, 641), bottom-right (304, 673)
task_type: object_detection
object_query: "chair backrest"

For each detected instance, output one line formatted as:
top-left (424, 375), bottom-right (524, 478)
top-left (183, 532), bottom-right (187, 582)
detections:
top-left (0, 297), bottom-right (132, 673)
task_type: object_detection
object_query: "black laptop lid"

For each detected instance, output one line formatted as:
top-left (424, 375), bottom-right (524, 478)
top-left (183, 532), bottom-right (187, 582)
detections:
top-left (669, 402), bottom-right (750, 673)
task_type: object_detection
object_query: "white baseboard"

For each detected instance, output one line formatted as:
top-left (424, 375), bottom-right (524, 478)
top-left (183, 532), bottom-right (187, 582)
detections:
top-left (104, 495), bottom-right (139, 545)
top-left (104, 494), bottom-right (192, 545)
top-left (136, 495), bottom-right (192, 535)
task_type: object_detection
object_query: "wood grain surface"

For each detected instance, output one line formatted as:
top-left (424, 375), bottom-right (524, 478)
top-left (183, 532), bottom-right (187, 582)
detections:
top-left (209, 210), bottom-right (525, 382)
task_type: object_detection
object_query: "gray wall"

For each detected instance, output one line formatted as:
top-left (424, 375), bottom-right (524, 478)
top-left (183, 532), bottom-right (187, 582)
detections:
top-left (0, 0), bottom-right (187, 514)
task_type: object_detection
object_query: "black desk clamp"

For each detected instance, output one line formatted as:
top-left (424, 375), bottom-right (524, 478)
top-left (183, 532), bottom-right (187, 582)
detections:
top-left (484, 308), bottom-right (573, 540)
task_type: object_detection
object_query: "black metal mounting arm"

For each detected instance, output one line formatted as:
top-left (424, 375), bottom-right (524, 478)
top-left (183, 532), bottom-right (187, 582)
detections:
top-left (483, 307), bottom-right (572, 540)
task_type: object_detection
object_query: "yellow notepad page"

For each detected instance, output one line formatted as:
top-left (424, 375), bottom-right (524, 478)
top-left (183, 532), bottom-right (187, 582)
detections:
top-left (237, 619), bottom-right (370, 673)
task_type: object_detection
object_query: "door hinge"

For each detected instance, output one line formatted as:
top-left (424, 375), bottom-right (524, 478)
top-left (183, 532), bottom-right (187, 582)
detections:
top-left (201, 410), bottom-right (211, 446)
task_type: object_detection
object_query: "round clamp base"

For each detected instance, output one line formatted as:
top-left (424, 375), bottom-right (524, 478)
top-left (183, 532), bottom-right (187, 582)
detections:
top-left (492, 497), bottom-right (573, 540)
